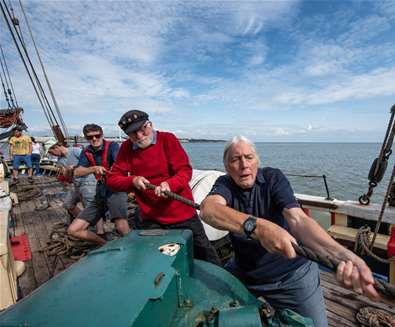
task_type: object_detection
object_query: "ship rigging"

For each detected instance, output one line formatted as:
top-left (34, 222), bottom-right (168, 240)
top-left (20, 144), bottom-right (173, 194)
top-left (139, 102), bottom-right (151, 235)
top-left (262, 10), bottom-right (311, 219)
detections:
top-left (0, 0), bottom-right (68, 143)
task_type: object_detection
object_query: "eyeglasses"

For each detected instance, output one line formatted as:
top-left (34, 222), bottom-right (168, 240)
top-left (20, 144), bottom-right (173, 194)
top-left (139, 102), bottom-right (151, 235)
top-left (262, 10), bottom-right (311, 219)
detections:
top-left (86, 133), bottom-right (102, 140)
top-left (128, 121), bottom-right (151, 136)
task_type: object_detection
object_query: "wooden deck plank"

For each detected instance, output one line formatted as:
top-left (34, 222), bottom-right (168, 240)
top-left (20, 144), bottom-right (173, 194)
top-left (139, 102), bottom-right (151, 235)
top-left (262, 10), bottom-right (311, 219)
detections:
top-left (10, 204), bottom-right (24, 237)
top-left (325, 298), bottom-right (356, 324)
top-left (320, 270), bottom-right (395, 327)
top-left (326, 310), bottom-right (357, 327)
top-left (320, 271), bottom-right (395, 310)
top-left (17, 260), bottom-right (36, 298)
top-left (20, 200), bottom-right (51, 289)
top-left (9, 177), bottom-right (71, 297)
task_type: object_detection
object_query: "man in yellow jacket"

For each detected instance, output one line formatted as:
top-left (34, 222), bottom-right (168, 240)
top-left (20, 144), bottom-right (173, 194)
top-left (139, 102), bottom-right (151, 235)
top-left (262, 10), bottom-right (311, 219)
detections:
top-left (9, 127), bottom-right (33, 184)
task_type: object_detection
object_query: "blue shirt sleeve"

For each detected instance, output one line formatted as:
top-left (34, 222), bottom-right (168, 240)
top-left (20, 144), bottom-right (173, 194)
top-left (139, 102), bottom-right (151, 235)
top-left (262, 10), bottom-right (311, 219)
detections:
top-left (270, 169), bottom-right (300, 210)
top-left (77, 150), bottom-right (90, 168)
top-left (109, 142), bottom-right (120, 162)
top-left (207, 175), bottom-right (234, 205)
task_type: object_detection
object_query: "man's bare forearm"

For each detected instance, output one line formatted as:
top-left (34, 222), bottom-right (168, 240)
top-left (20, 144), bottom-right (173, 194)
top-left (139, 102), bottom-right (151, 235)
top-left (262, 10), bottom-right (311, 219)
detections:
top-left (285, 208), bottom-right (353, 260)
top-left (200, 197), bottom-right (249, 233)
top-left (74, 166), bottom-right (96, 177)
top-left (201, 196), bottom-right (299, 258)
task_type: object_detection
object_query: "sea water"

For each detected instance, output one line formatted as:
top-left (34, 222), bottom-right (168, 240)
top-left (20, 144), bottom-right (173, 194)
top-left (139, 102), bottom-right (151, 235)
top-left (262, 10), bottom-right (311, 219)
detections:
top-left (184, 142), bottom-right (395, 228)
top-left (2, 140), bottom-right (392, 203)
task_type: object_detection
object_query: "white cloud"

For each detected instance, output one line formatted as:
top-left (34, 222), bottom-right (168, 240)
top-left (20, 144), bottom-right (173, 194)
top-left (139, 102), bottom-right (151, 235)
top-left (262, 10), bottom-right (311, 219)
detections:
top-left (274, 66), bottom-right (395, 106)
top-left (1, 1), bottom-right (393, 141)
top-left (305, 61), bottom-right (343, 77)
top-left (340, 15), bottom-right (391, 45)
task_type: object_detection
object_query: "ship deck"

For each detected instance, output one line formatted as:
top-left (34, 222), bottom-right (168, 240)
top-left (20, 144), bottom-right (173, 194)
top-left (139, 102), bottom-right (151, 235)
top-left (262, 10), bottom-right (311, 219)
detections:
top-left (9, 176), bottom-right (395, 326)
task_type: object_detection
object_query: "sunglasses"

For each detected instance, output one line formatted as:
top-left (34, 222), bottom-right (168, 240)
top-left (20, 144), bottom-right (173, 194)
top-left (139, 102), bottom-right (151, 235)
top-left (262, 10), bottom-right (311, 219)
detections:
top-left (86, 133), bottom-right (102, 140)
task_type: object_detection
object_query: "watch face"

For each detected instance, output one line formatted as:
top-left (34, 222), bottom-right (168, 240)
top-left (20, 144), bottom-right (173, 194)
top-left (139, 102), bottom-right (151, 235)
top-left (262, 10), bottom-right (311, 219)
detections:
top-left (245, 220), bottom-right (255, 232)
top-left (244, 219), bottom-right (256, 233)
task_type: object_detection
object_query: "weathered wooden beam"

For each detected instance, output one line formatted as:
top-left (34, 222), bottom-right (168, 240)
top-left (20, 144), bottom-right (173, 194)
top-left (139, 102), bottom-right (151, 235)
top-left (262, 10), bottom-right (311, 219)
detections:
top-left (0, 210), bottom-right (18, 310)
top-left (295, 193), bottom-right (395, 224)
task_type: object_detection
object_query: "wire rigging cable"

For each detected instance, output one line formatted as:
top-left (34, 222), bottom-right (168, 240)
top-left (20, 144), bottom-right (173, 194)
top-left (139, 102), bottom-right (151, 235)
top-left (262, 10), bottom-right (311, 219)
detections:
top-left (3, 0), bottom-right (57, 125)
top-left (0, 72), bottom-right (11, 108)
top-left (0, 0), bottom-right (67, 142)
top-left (0, 44), bottom-right (18, 107)
top-left (18, 0), bottom-right (68, 139)
top-left (8, 0), bottom-right (26, 47)
top-left (0, 0), bottom-right (55, 129)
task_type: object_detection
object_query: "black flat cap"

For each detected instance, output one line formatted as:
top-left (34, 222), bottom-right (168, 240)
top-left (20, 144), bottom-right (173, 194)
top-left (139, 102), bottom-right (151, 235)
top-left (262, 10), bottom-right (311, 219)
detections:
top-left (118, 110), bottom-right (149, 134)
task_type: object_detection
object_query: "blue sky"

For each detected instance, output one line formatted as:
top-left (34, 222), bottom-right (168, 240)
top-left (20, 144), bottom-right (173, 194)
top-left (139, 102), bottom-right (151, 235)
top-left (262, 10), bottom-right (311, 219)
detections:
top-left (0, 0), bottom-right (395, 141)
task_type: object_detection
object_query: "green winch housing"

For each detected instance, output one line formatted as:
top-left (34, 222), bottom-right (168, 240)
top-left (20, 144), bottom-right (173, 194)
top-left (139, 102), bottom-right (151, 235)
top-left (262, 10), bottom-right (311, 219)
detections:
top-left (0, 230), bottom-right (263, 326)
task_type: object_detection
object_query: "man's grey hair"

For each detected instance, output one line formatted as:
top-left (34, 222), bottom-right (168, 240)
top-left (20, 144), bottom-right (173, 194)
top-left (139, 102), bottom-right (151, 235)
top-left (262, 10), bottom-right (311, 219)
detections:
top-left (223, 135), bottom-right (260, 167)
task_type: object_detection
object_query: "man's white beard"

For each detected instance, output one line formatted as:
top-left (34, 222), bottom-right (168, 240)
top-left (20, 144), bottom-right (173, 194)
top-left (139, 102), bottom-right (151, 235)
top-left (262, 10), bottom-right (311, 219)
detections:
top-left (136, 135), bottom-right (153, 149)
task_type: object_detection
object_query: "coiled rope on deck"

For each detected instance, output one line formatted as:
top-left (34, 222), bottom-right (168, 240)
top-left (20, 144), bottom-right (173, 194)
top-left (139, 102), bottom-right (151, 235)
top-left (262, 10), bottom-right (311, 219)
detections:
top-left (15, 185), bottom-right (42, 201)
top-left (42, 222), bottom-right (98, 275)
top-left (356, 306), bottom-right (395, 327)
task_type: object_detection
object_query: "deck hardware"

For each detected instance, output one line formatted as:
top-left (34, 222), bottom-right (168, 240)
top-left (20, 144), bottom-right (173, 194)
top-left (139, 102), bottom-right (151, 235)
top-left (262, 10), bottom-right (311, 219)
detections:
top-left (158, 243), bottom-right (180, 256)
top-left (175, 271), bottom-right (193, 307)
top-left (206, 307), bottom-right (219, 323)
top-left (182, 299), bottom-right (193, 307)
top-left (285, 173), bottom-right (333, 200)
top-left (369, 165), bottom-right (395, 250)
top-left (154, 272), bottom-right (165, 286)
top-left (139, 229), bottom-right (168, 236)
top-left (258, 296), bottom-right (275, 319)
top-left (228, 300), bottom-right (239, 307)
top-left (360, 104), bottom-right (395, 206)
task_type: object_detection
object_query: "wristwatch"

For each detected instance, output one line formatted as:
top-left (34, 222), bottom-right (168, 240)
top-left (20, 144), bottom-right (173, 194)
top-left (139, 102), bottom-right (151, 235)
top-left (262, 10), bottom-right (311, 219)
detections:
top-left (243, 216), bottom-right (257, 239)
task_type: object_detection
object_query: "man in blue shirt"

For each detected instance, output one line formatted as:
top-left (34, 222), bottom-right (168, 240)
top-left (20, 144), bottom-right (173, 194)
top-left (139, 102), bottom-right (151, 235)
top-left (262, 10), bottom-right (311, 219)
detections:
top-left (68, 124), bottom-right (130, 245)
top-left (200, 136), bottom-right (379, 327)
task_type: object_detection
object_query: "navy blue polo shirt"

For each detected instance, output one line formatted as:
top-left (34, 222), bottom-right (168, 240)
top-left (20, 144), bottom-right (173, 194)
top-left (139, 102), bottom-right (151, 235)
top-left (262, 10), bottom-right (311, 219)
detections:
top-left (209, 167), bottom-right (307, 283)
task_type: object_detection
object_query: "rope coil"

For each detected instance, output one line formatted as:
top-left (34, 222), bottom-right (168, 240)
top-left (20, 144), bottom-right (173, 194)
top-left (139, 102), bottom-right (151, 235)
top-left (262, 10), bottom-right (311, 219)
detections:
top-left (15, 185), bottom-right (42, 201)
top-left (354, 227), bottom-right (390, 264)
top-left (356, 306), bottom-right (395, 326)
top-left (41, 222), bottom-right (98, 275)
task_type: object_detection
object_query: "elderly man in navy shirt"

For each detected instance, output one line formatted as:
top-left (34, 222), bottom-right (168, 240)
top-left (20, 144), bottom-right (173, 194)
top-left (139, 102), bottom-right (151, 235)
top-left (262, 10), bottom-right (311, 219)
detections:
top-left (200, 135), bottom-right (379, 327)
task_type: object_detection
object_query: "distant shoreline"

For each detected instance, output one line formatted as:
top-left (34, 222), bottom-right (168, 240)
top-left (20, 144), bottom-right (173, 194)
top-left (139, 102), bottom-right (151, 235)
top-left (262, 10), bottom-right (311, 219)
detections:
top-left (179, 138), bottom-right (226, 143)
top-left (0, 136), bottom-right (381, 144)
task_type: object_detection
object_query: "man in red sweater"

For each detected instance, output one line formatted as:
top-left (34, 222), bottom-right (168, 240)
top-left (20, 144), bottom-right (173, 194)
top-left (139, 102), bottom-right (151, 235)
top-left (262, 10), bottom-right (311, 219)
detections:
top-left (107, 110), bottom-right (220, 265)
